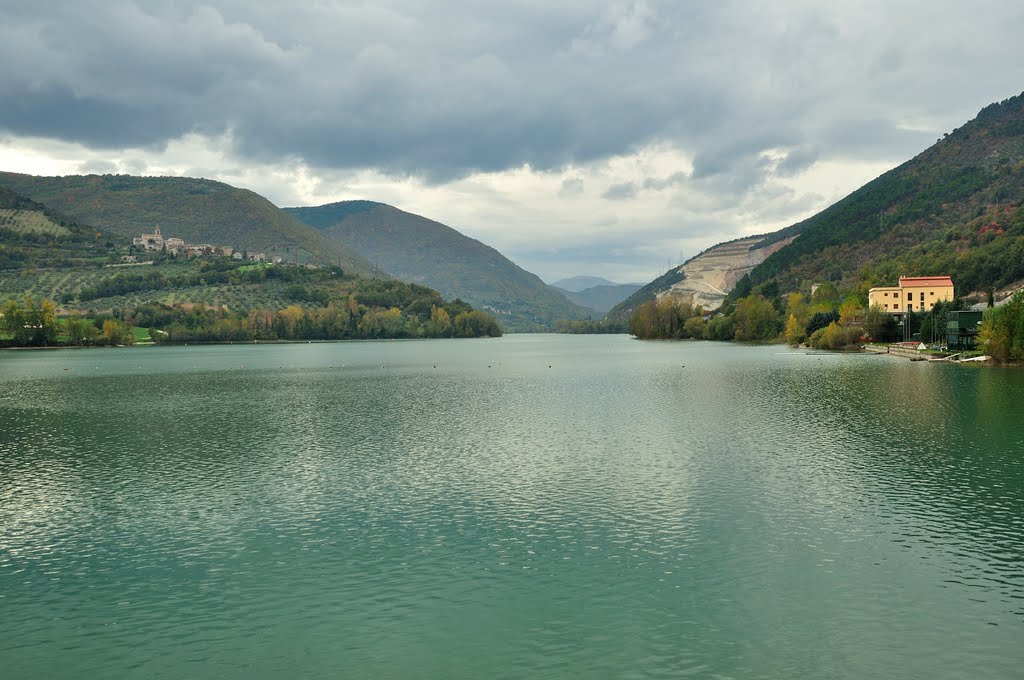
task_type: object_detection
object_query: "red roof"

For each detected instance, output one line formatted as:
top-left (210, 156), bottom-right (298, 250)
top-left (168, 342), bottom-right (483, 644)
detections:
top-left (899, 276), bottom-right (953, 287)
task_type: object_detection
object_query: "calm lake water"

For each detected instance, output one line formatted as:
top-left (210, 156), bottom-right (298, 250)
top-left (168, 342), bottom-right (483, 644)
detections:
top-left (2, 335), bottom-right (1023, 679)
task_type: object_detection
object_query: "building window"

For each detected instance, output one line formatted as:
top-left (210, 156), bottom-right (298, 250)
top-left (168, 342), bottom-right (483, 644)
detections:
top-left (907, 292), bottom-right (912, 300)
top-left (920, 292), bottom-right (925, 302)
top-left (930, 291), bottom-right (935, 296)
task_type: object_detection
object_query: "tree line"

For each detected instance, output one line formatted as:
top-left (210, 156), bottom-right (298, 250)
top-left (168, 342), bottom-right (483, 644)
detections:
top-left (129, 300), bottom-right (500, 343)
top-left (1, 290), bottom-right (502, 348)
top-left (553, 319), bottom-right (627, 334)
top-left (1, 294), bottom-right (134, 347)
top-left (628, 279), bottom-right (967, 351)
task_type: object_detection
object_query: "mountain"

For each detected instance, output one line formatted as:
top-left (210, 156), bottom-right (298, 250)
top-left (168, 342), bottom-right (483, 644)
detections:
top-left (739, 91), bottom-right (1024, 299)
top-left (552, 283), bottom-right (642, 315)
top-left (0, 172), bottom-right (384, 278)
top-left (285, 201), bottom-right (593, 331)
top-left (0, 186), bottom-right (502, 339)
top-left (615, 90), bottom-right (1024, 320)
top-left (605, 232), bottom-right (799, 322)
top-left (550, 275), bottom-right (623, 292)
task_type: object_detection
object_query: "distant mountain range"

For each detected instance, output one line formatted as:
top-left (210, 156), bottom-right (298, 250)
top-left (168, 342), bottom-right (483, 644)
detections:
top-left (550, 276), bottom-right (625, 292)
top-left (615, 90), bottom-right (1024, 318)
top-left (551, 282), bottom-right (642, 316)
top-left (285, 201), bottom-right (592, 331)
top-left (0, 172), bottom-right (384, 278)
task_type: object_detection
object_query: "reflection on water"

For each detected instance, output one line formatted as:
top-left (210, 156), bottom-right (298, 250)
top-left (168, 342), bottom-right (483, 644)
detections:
top-left (1, 337), bottom-right (1023, 679)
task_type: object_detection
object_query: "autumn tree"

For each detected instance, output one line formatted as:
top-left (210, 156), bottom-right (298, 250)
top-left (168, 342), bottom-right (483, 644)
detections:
top-left (808, 322), bottom-right (861, 350)
top-left (838, 298), bottom-right (863, 326)
top-left (628, 297), bottom-right (699, 339)
top-left (427, 305), bottom-right (453, 337)
top-left (2, 294), bottom-right (59, 346)
top-left (784, 314), bottom-right (805, 346)
top-left (785, 292), bottom-right (809, 328)
top-left (732, 295), bottom-right (781, 341)
top-left (101, 318), bottom-right (135, 346)
top-left (454, 310), bottom-right (502, 337)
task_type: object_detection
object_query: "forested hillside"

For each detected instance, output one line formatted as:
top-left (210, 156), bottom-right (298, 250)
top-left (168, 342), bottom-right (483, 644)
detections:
top-left (286, 201), bottom-right (593, 331)
top-left (620, 92), bottom-right (1024, 356)
top-left (0, 184), bottom-right (504, 345)
top-left (1, 257), bottom-right (502, 346)
top-left (738, 92), bottom-right (1024, 298)
top-left (0, 187), bottom-right (129, 269)
top-left (616, 91), bottom-right (1024, 329)
top-left (0, 173), bottom-right (384, 277)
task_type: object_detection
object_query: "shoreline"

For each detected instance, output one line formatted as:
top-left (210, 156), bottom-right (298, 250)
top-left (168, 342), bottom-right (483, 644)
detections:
top-left (0, 336), bottom-right (505, 351)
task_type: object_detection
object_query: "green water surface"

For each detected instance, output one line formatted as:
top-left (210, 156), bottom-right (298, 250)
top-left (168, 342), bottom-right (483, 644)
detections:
top-left (2, 335), bottom-right (1023, 678)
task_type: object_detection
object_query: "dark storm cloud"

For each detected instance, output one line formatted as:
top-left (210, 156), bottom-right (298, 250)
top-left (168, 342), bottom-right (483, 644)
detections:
top-left (1, 0), bottom-right (1023, 183)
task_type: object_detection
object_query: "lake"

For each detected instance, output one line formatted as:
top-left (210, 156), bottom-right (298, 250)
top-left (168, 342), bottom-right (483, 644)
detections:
top-left (2, 335), bottom-right (1023, 678)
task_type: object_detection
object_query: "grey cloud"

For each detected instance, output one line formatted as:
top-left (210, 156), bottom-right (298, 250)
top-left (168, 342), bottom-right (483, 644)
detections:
top-left (3, 1), bottom-right (1020, 184)
top-left (559, 177), bottom-right (585, 196)
top-left (523, 241), bottom-right (672, 280)
top-left (121, 158), bottom-right (150, 174)
top-left (600, 171), bottom-right (685, 201)
top-left (78, 159), bottom-right (117, 174)
top-left (642, 171), bottom-right (687, 191)
top-left (3, 0), bottom-right (1024, 285)
top-left (602, 182), bottom-right (637, 200)
top-left (517, 215), bottom-right (743, 282)
top-left (775, 146), bottom-right (820, 177)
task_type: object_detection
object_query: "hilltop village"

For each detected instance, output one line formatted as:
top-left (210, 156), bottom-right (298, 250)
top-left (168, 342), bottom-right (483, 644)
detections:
top-left (131, 225), bottom-right (280, 262)
top-left (132, 226), bottom-right (278, 263)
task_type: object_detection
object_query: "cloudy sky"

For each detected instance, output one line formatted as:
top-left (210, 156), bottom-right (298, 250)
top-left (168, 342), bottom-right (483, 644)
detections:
top-left (1, 1), bottom-right (1023, 283)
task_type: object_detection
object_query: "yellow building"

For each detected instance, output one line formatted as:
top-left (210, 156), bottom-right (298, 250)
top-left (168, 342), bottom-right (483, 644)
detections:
top-left (869, 276), bottom-right (954, 314)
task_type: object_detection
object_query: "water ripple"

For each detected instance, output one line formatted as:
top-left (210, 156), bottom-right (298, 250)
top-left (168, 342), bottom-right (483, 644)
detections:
top-left (2, 337), bottom-right (1023, 678)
